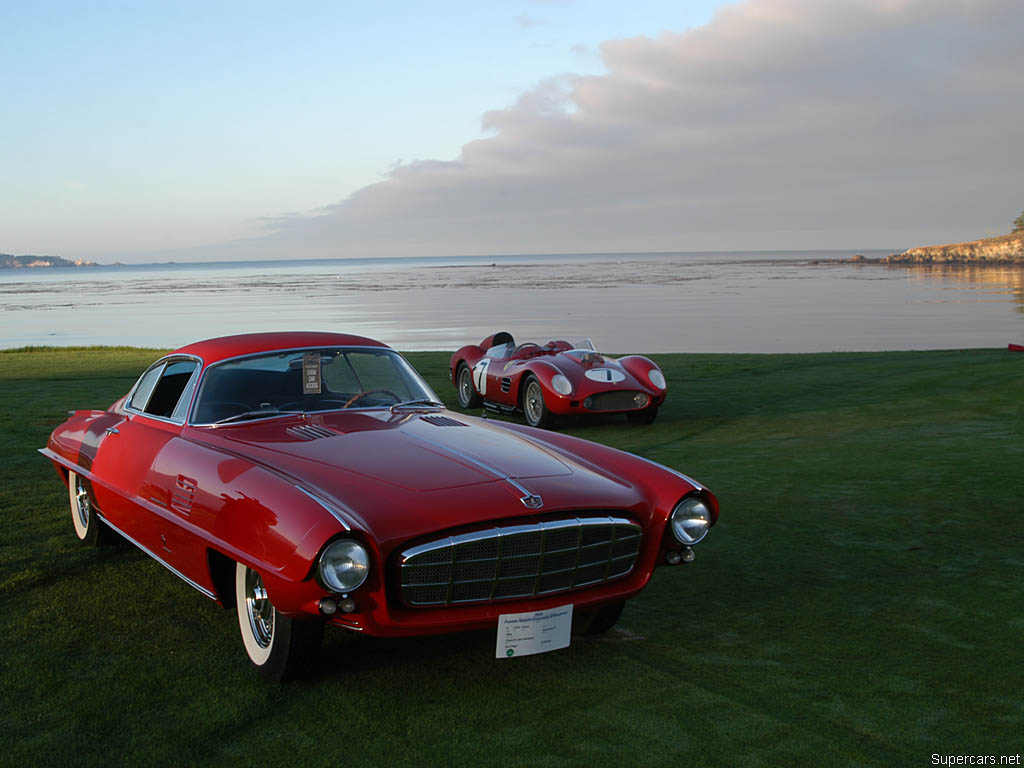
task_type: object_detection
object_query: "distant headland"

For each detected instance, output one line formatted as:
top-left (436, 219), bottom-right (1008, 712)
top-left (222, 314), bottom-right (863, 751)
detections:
top-left (1, 253), bottom-right (100, 269)
top-left (883, 232), bottom-right (1024, 264)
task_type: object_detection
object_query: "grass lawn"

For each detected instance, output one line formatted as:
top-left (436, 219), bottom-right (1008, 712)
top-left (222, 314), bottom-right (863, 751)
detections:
top-left (1, 346), bottom-right (1021, 767)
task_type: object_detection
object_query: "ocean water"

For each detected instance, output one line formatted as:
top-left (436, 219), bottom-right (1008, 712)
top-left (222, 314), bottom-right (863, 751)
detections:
top-left (1, 251), bottom-right (1021, 352)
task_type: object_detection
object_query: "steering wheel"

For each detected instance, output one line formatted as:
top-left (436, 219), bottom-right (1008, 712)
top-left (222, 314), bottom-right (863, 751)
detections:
top-left (343, 388), bottom-right (402, 408)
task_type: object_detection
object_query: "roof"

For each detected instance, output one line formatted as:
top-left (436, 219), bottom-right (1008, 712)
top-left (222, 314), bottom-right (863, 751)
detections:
top-left (174, 332), bottom-right (390, 365)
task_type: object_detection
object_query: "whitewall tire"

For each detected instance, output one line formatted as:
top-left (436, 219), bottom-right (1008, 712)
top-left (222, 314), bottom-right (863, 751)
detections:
top-left (234, 562), bottom-right (323, 681)
top-left (68, 470), bottom-right (110, 546)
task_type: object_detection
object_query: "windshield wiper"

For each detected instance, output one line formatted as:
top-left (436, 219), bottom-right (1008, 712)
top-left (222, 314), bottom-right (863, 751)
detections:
top-left (389, 398), bottom-right (445, 412)
top-left (213, 408), bottom-right (299, 425)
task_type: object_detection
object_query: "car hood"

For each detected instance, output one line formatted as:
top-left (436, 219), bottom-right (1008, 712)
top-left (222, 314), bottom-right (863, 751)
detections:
top-left (561, 353), bottom-right (633, 378)
top-left (189, 410), bottom-right (644, 548)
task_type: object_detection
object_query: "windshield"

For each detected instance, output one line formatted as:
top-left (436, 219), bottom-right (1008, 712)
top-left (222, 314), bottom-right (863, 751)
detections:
top-left (526, 337), bottom-right (595, 352)
top-left (192, 347), bottom-right (439, 424)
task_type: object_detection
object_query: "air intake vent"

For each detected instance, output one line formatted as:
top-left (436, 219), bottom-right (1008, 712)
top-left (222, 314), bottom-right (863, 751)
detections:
top-left (421, 415), bottom-right (468, 427)
top-left (286, 424), bottom-right (338, 440)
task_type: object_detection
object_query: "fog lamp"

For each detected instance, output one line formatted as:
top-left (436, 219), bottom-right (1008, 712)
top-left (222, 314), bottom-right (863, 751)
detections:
top-left (319, 598), bottom-right (338, 615)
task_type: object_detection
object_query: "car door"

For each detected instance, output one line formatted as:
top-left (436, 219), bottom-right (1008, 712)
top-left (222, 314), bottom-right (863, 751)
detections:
top-left (90, 358), bottom-right (201, 567)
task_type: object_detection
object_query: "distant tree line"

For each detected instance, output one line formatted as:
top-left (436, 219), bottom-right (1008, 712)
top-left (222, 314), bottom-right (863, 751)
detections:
top-left (1014, 210), bottom-right (1024, 233)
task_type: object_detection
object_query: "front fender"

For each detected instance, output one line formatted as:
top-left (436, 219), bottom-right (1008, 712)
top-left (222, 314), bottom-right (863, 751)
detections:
top-left (522, 360), bottom-right (569, 405)
top-left (618, 355), bottom-right (664, 392)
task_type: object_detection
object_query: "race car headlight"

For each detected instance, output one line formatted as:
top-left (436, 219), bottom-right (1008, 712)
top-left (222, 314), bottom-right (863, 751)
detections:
top-left (318, 539), bottom-right (370, 592)
top-left (648, 369), bottom-right (666, 390)
top-left (670, 497), bottom-right (712, 545)
top-left (551, 374), bottom-right (573, 395)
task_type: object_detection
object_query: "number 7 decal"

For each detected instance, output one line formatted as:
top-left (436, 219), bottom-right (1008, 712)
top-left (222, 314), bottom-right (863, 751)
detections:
top-left (472, 358), bottom-right (490, 396)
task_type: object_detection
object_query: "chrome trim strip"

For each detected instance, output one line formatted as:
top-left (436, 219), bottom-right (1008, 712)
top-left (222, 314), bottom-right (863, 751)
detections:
top-left (411, 434), bottom-right (545, 508)
top-left (401, 515), bottom-right (635, 561)
top-left (99, 514), bottom-right (217, 601)
top-left (38, 447), bottom-right (84, 473)
top-left (626, 451), bottom-right (704, 491)
top-left (295, 486), bottom-right (351, 531)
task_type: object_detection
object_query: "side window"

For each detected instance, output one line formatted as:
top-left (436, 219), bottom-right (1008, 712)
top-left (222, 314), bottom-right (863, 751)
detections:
top-left (170, 365), bottom-right (201, 422)
top-left (146, 360), bottom-right (200, 419)
top-left (128, 364), bottom-right (165, 411)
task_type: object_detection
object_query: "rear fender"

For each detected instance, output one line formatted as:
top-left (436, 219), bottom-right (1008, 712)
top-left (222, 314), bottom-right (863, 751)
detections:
top-left (449, 346), bottom-right (483, 382)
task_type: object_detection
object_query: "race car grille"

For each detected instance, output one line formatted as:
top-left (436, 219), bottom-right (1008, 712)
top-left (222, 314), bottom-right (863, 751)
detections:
top-left (584, 391), bottom-right (650, 412)
top-left (398, 516), bottom-right (642, 606)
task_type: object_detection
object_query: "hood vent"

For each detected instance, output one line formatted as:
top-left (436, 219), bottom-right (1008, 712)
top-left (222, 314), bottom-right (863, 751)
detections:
top-left (286, 424), bottom-right (339, 441)
top-left (420, 415), bottom-right (468, 427)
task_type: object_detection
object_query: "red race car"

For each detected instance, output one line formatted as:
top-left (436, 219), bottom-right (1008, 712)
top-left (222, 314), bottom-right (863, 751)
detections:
top-left (41, 332), bottom-right (716, 680)
top-left (451, 332), bottom-right (667, 428)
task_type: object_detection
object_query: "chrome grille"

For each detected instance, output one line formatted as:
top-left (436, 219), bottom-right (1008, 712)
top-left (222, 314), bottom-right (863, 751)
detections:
top-left (399, 516), bottom-right (642, 606)
top-left (584, 391), bottom-right (649, 412)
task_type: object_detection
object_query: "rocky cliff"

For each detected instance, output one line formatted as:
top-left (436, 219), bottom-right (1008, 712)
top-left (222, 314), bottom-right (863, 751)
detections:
top-left (885, 233), bottom-right (1024, 263)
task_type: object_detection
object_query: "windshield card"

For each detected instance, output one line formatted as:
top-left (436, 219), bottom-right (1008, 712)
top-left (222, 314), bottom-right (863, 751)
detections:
top-left (302, 352), bottom-right (321, 394)
top-left (496, 604), bottom-right (573, 658)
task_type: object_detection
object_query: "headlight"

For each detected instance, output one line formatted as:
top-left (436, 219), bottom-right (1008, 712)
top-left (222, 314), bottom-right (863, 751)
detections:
top-left (648, 369), bottom-right (666, 389)
top-left (318, 539), bottom-right (370, 592)
top-left (670, 497), bottom-right (712, 545)
top-left (551, 374), bottom-right (572, 395)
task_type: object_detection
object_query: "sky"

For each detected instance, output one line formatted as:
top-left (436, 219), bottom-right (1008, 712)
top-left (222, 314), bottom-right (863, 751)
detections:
top-left (2, 0), bottom-right (1022, 262)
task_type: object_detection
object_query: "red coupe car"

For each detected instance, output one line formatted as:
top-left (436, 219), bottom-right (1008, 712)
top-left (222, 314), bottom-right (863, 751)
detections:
top-left (451, 333), bottom-right (666, 428)
top-left (41, 332), bottom-right (717, 680)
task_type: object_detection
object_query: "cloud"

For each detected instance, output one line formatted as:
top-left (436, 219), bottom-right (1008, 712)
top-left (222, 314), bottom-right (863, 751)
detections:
top-left (249, 0), bottom-right (1024, 257)
top-left (515, 13), bottom-right (548, 29)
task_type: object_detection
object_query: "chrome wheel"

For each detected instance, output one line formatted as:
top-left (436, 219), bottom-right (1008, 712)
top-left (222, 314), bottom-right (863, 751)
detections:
top-left (245, 568), bottom-right (275, 649)
top-left (68, 469), bottom-right (106, 544)
top-left (234, 561), bottom-right (324, 680)
top-left (456, 364), bottom-right (480, 408)
top-left (525, 381), bottom-right (543, 423)
top-left (522, 376), bottom-right (553, 428)
top-left (73, 474), bottom-right (91, 532)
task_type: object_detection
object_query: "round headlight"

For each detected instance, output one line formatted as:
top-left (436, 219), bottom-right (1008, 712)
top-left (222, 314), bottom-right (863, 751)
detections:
top-left (648, 369), bottom-right (666, 390)
top-left (670, 497), bottom-right (712, 545)
top-left (318, 539), bottom-right (370, 592)
top-left (551, 374), bottom-right (572, 396)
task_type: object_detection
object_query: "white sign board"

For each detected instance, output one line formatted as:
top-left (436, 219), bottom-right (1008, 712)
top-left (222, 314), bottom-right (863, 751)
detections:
top-left (496, 604), bottom-right (573, 658)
